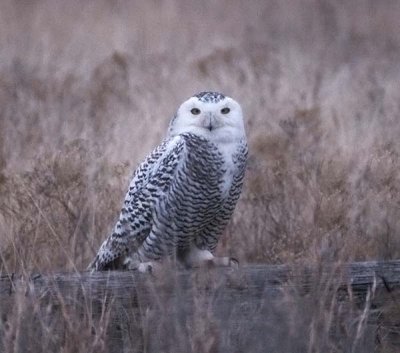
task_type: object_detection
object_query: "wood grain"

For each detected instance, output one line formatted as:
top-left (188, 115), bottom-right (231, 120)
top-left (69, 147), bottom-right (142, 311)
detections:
top-left (1, 261), bottom-right (400, 352)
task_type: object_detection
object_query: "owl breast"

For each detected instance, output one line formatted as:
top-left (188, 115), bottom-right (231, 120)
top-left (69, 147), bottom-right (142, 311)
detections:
top-left (216, 140), bottom-right (240, 197)
top-left (178, 133), bottom-right (226, 203)
top-left (148, 134), bottom-right (231, 252)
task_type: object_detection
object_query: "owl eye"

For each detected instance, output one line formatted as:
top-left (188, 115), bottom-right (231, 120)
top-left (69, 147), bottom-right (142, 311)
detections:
top-left (191, 108), bottom-right (201, 115)
top-left (221, 107), bottom-right (230, 114)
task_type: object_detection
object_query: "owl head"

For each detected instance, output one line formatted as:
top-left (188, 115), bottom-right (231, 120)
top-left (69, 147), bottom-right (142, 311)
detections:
top-left (167, 91), bottom-right (246, 143)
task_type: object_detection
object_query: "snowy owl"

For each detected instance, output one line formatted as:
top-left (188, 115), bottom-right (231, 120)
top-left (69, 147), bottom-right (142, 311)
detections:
top-left (89, 91), bottom-right (248, 272)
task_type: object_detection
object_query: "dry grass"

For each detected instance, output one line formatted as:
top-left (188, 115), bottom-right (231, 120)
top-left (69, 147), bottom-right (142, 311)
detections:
top-left (0, 0), bottom-right (400, 351)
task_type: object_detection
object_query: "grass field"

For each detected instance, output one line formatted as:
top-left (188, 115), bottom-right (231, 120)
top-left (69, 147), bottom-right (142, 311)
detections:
top-left (0, 0), bottom-right (400, 352)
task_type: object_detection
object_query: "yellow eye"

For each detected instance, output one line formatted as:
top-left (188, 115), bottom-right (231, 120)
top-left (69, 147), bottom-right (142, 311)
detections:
top-left (191, 108), bottom-right (201, 115)
top-left (221, 107), bottom-right (230, 114)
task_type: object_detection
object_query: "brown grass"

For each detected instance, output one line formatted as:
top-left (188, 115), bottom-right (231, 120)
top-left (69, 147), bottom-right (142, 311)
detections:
top-left (0, 0), bottom-right (400, 351)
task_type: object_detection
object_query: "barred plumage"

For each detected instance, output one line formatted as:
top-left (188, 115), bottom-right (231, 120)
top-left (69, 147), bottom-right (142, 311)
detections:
top-left (89, 91), bottom-right (247, 271)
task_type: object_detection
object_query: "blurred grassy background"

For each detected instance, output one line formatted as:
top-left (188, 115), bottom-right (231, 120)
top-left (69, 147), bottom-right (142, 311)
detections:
top-left (0, 0), bottom-right (400, 273)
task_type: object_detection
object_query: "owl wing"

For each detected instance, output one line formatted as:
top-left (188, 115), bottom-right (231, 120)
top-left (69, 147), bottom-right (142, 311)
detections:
top-left (89, 135), bottom-right (186, 271)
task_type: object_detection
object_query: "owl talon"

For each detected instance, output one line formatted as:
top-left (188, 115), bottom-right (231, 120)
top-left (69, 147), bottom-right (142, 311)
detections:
top-left (136, 261), bottom-right (160, 274)
top-left (229, 257), bottom-right (239, 268)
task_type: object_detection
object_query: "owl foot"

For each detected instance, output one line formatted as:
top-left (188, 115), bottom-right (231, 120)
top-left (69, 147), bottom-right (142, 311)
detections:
top-left (124, 257), bottom-right (157, 273)
top-left (137, 262), bottom-right (157, 273)
top-left (209, 256), bottom-right (239, 269)
top-left (183, 247), bottom-right (239, 269)
top-left (228, 257), bottom-right (239, 269)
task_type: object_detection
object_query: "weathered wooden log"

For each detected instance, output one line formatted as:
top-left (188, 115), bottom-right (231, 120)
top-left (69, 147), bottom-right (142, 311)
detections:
top-left (1, 261), bottom-right (400, 353)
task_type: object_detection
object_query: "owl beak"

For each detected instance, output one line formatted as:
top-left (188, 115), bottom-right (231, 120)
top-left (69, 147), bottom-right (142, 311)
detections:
top-left (205, 112), bottom-right (215, 131)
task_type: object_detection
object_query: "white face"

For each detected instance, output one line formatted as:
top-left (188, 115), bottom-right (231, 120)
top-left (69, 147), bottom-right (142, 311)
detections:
top-left (167, 93), bottom-right (246, 143)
